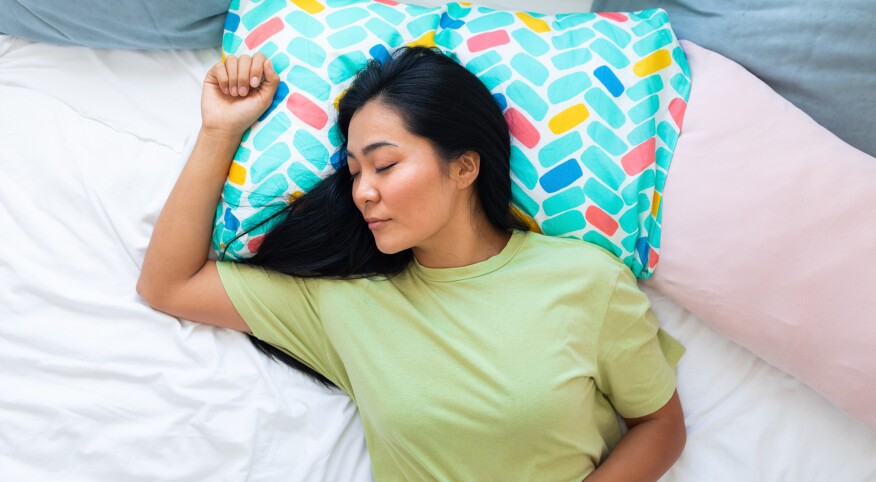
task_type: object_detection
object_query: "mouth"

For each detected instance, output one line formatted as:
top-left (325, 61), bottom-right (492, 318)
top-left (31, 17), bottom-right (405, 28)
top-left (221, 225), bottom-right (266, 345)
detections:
top-left (365, 217), bottom-right (390, 230)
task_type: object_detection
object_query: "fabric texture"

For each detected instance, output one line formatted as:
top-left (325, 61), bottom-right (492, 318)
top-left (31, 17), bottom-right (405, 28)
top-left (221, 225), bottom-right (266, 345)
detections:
top-left (0, 0), bottom-right (229, 50)
top-left (217, 230), bottom-right (683, 480)
top-left (0, 37), bottom-right (371, 482)
top-left (591, 0), bottom-right (876, 158)
top-left (648, 40), bottom-right (876, 431)
top-left (213, 0), bottom-right (692, 279)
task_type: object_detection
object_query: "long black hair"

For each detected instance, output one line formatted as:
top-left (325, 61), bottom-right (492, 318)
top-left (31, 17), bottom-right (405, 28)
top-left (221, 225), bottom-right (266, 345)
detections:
top-left (233, 47), bottom-right (528, 387)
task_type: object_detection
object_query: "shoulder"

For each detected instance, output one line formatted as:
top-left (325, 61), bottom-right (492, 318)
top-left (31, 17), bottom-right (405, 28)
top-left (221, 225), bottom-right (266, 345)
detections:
top-left (504, 231), bottom-right (630, 308)
top-left (516, 231), bottom-right (627, 279)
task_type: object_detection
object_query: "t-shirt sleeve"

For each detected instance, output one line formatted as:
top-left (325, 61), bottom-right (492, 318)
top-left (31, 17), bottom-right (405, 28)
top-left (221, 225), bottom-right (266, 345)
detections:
top-left (594, 265), bottom-right (685, 419)
top-left (216, 261), bottom-right (338, 383)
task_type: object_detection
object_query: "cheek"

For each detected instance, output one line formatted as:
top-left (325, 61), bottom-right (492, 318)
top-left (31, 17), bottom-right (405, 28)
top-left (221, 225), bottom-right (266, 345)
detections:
top-left (390, 166), bottom-right (452, 214)
top-left (402, 188), bottom-right (457, 245)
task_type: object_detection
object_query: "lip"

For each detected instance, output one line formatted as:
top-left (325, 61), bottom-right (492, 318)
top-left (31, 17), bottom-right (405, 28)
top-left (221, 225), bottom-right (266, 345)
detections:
top-left (365, 217), bottom-right (390, 229)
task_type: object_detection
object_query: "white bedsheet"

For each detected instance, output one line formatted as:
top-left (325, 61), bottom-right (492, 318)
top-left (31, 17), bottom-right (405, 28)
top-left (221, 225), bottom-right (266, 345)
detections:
top-left (1, 33), bottom-right (874, 482)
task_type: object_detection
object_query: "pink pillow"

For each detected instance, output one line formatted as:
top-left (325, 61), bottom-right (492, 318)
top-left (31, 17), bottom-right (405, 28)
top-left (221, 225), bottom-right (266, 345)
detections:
top-left (649, 40), bottom-right (876, 430)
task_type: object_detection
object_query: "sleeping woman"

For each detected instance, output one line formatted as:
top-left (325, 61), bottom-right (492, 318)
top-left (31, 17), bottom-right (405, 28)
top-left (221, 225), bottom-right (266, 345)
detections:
top-left (137, 46), bottom-right (686, 481)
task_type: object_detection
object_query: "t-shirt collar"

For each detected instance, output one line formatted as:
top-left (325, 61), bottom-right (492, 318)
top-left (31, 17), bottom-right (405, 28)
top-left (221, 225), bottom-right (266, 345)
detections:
top-left (410, 230), bottom-right (527, 282)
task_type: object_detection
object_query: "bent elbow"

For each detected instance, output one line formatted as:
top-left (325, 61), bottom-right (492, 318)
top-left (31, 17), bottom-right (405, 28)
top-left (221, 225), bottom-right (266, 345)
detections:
top-left (136, 276), bottom-right (164, 309)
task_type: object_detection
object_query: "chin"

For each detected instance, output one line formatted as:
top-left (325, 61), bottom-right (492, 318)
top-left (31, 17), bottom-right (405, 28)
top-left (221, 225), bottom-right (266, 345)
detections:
top-left (374, 242), bottom-right (405, 255)
top-left (372, 235), bottom-right (409, 255)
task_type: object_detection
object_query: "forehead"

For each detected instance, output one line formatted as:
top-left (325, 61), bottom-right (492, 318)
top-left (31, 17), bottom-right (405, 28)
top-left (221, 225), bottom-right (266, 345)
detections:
top-left (346, 101), bottom-right (444, 163)
top-left (347, 102), bottom-right (409, 145)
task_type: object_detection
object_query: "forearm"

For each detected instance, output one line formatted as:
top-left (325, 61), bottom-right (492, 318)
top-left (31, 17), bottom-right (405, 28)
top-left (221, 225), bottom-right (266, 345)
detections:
top-left (138, 127), bottom-right (241, 295)
top-left (585, 417), bottom-right (685, 482)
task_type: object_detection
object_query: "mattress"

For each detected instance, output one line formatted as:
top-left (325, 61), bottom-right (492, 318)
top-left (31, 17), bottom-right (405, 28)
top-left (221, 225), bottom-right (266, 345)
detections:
top-left (1, 28), bottom-right (874, 482)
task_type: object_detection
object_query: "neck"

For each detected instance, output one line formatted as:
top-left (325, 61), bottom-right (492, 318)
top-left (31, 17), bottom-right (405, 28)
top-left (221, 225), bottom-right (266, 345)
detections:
top-left (412, 213), bottom-right (511, 269)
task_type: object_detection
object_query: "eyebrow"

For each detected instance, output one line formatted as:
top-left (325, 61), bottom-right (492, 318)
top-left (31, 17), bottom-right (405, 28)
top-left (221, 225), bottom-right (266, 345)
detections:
top-left (346, 141), bottom-right (398, 159)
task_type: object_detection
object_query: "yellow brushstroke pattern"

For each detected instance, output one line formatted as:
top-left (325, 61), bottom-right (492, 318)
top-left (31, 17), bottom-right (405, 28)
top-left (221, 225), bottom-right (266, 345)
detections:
top-left (291, 0), bottom-right (325, 15)
top-left (408, 31), bottom-right (436, 48)
top-left (516, 12), bottom-right (550, 33)
top-left (651, 192), bottom-right (661, 217)
top-left (633, 49), bottom-right (672, 77)
top-left (229, 162), bottom-right (247, 185)
top-left (548, 104), bottom-right (589, 135)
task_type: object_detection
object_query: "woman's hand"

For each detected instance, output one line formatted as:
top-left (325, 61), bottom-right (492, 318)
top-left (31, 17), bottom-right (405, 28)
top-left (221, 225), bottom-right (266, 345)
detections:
top-left (201, 52), bottom-right (280, 137)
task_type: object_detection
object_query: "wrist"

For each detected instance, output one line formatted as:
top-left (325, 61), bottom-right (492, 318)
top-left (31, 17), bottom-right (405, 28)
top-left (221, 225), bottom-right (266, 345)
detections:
top-left (191, 127), bottom-right (246, 168)
top-left (199, 125), bottom-right (245, 145)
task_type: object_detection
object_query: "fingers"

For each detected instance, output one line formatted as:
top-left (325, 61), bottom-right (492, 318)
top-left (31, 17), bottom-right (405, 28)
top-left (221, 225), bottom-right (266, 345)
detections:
top-left (226, 55), bottom-right (240, 96)
top-left (249, 52), bottom-right (266, 89)
top-left (209, 61), bottom-right (230, 96)
top-left (237, 55), bottom-right (252, 96)
top-left (219, 53), bottom-right (276, 97)
top-left (263, 56), bottom-right (280, 86)
top-left (258, 58), bottom-right (280, 102)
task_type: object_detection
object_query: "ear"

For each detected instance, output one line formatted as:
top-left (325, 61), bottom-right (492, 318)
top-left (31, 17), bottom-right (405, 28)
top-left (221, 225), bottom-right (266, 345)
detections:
top-left (451, 151), bottom-right (480, 190)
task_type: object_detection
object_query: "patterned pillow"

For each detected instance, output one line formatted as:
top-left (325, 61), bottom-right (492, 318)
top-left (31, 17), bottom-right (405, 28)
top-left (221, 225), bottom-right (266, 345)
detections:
top-left (212, 0), bottom-right (691, 278)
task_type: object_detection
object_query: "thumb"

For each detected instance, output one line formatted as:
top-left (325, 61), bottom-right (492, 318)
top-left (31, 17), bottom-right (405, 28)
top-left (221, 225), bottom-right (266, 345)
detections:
top-left (257, 59), bottom-right (280, 105)
top-left (262, 59), bottom-right (281, 91)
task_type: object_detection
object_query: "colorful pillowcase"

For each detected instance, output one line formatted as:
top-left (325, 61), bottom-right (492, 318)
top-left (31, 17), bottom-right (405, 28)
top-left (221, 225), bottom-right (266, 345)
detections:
top-left (591, 0), bottom-right (876, 159)
top-left (212, 0), bottom-right (691, 278)
top-left (650, 40), bottom-right (876, 431)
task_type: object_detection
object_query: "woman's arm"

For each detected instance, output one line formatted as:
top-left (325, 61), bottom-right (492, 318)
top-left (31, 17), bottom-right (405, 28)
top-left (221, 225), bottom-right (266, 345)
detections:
top-left (136, 53), bottom-right (279, 331)
top-left (585, 390), bottom-right (686, 482)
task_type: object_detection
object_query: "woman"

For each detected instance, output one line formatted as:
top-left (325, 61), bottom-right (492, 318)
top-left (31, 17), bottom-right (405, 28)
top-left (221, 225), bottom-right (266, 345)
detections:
top-left (138, 47), bottom-right (686, 481)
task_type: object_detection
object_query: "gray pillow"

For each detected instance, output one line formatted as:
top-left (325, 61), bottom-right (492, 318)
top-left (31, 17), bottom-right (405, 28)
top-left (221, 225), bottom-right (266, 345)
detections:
top-left (592, 0), bottom-right (876, 158)
top-left (0, 0), bottom-right (229, 50)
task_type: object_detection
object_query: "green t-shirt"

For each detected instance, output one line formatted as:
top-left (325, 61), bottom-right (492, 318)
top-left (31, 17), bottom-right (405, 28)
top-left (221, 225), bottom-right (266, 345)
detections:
top-left (217, 230), bottom-right (684, 481)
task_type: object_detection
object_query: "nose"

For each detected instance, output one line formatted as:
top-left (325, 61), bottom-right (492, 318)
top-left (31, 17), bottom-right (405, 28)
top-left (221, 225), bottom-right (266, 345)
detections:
top-left (352, 173), bottom-right (380, 208)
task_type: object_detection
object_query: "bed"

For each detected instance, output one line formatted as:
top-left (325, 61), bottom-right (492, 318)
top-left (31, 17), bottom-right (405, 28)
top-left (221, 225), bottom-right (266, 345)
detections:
top-left (1, 0), bottom-right (875, 480)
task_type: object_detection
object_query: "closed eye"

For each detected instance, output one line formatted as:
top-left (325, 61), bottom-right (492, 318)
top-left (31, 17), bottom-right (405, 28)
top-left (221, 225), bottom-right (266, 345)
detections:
top-left (376, 163), bottom-right (396, 174)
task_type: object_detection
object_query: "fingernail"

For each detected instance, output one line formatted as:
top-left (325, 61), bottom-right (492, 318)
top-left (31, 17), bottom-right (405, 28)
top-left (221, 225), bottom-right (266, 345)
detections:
top-left (240, 87), bottom-right (248, 96)
top-left (251, 76), bottom-right (259, 87)
top-left (231, 86), bottom-right (238, 96)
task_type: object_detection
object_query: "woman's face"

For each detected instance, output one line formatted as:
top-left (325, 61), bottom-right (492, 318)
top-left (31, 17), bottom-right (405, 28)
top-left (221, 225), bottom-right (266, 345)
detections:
top-left (346, 101), bottom-right (462, 255)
